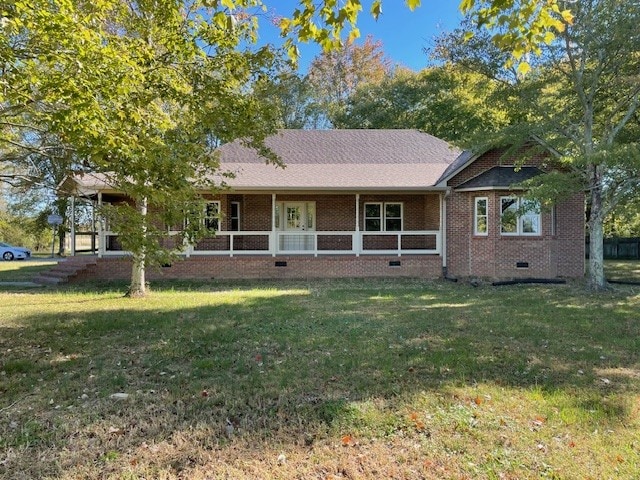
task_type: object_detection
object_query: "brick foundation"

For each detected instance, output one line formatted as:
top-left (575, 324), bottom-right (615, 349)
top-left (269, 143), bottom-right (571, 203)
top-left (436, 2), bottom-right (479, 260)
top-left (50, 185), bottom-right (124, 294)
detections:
top-left (72, 255), bottom-right (444, 283)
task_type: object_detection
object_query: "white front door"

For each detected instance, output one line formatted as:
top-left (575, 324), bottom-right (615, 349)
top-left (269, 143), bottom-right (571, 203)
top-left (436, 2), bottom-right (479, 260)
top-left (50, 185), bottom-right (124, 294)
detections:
top-left (280, 202), bottom-right (315, 251)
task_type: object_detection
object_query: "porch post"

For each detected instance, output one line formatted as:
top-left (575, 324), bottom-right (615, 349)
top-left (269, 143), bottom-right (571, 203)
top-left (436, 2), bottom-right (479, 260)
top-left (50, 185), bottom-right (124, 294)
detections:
top-left (70, 195), bottom-right (76, 256)
top-left (97, 191), bottom-right (103, 258)
top-left (440, 191), bottom-right (447, 268)
top-left (91, 198), bottom-right (96, 254)
top-left (271, 193), bottom-right (277, 257)
top-left (354, 193), bottom-right (360, 256)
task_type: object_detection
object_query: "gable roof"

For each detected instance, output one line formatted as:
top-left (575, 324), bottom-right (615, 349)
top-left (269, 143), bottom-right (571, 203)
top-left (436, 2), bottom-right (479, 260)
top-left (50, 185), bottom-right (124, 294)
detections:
top-left (434, 150), bottom-right (475, 186)
top-left (455, 166), bottom-right (543, 191)
top-left (67, 130), bottom-right (462, 194)
top-left (218, 129), bottom-right (461, 190)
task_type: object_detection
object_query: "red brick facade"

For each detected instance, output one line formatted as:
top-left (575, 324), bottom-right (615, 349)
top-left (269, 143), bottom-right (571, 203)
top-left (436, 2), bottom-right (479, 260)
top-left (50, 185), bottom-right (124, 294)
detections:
top-left (445, 149), bottom-right (585, 279)
top-left (75, 255), bottom-right (443, 281)
top-left (74, 148), bottom-right (584, 283)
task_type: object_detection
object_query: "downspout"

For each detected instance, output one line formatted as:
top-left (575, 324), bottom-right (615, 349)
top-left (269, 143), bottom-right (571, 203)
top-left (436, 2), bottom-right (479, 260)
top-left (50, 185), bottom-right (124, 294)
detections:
top-left (441, 190), bottom-right (447, 272)
top-left (442, 188), bottom-right (455, 280)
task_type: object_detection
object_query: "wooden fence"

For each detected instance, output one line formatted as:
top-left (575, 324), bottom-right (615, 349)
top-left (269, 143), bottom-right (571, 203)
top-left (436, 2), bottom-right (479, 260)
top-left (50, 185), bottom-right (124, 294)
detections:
top-left (601, 237), bottom-right (640, 259)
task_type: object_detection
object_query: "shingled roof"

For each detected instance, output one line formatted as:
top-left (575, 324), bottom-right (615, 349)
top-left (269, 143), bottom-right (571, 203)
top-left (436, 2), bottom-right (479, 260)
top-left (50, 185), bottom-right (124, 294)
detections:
top-left (455, 166), bottom-right (543, 191)
top-left (218, 129), bottom-right (461, 190)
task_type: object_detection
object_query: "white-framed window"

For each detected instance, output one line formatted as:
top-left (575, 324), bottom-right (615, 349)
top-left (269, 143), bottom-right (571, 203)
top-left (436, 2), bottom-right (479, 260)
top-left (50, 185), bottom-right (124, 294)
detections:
top-left (230, 201), bottom-right (240, 231)
top-left (474, 197), bottom-right (488, 236)
top-left (500, 196), bottom-right (540, 236)
top-left (203, 201), bottom-right (220, 231)
top-left (364, 202), bottom-right (403, 231)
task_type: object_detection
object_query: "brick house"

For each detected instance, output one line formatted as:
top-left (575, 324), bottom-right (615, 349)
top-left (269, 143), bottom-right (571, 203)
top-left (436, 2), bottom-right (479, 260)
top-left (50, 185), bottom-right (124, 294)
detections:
top-left (64, 129), bottom-right (584, 282)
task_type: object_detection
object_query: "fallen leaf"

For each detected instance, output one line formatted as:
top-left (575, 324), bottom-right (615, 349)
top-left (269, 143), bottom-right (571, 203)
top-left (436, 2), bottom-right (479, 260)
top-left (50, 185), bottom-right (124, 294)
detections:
top-left (409, 412), bottom-right (419, 421)
top-left (201, 390), bottom-right (209, 397)
top-left (568, 441), bottom-right (576, 448)
top-left (341, 434), bottom-right (356, 447)
top-left (108, 426), bottom-right (124, 435)
top-left (474, 396), bottom-right (483, 406)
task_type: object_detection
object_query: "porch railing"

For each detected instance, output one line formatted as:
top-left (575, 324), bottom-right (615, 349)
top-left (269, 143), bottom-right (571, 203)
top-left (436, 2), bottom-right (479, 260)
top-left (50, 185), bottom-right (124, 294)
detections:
top-left (101, 230), bottom-right (441, 257)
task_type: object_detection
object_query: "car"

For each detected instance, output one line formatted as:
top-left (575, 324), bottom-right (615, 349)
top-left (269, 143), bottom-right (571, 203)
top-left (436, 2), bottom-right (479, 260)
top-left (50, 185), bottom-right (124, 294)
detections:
top-left (0, 242), bottom-right (32, 261)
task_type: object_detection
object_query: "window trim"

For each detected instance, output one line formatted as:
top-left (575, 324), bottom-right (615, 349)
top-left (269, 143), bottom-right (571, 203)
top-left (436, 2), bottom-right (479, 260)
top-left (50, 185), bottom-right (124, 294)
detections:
top-left (474, 197), bottom-right (488, 236)
top-left (364, 202), bottom-right (403, 232)
top-left (500, 196), bottom-right (541, 236)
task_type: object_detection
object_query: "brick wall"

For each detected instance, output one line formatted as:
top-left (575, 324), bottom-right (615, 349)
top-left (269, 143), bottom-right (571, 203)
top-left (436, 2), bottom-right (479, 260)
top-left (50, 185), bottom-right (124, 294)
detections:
top-left (73, 255), bottom-right (443, 282)
top-left (446, 149), bottom-right (585, 279)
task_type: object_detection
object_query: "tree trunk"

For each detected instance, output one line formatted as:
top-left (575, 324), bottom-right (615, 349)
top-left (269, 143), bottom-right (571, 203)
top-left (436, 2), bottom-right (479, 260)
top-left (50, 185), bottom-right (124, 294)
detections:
top-left (55, 197), bottom-right (69, 256)
top-left (587, 165), bottom-right (607, 290)
top-left (57, 226), bottom-right (66, 256)
top-left (126, 197), bottom-right (148, 298)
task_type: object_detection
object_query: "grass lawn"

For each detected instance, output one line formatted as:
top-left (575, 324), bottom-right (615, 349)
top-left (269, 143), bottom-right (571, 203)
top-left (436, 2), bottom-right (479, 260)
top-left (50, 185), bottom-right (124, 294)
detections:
top-left (0, 278), bottom-right (639, 478)
top-left (0, 259), bottom-right (58, 282)
top-left (604, 260), bottom-right (640, 283)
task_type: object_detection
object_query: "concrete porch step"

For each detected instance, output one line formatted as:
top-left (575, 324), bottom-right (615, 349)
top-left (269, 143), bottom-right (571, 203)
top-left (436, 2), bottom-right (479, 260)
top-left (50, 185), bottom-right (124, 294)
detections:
top-left (32, 257), bottom-right (98, 286)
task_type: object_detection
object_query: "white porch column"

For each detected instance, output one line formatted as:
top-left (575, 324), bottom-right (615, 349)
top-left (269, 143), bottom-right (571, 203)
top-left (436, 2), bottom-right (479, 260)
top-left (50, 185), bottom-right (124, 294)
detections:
top-left (271, 193), bottom-right (277, 257)
top-left (440, 191), bottom-right (447, 269)
top-left (97, 191), bottom-right (104, 258)
top-left (354, 193), bottom-right (360, 256)
top-left (70, 195), bottom-right (76, 256)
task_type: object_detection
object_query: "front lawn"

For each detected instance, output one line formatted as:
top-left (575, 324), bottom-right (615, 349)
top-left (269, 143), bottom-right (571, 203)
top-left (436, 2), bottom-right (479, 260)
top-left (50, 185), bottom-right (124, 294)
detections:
top-left (0, 279), bottom-right (639, 479)
top-left (0, 259), bottom-right (58, 282)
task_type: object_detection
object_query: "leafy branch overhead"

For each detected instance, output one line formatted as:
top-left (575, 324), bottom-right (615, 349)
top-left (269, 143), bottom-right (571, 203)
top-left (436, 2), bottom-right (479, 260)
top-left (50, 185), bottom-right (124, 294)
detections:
top-left (278, 0), bottom-right (572, 70)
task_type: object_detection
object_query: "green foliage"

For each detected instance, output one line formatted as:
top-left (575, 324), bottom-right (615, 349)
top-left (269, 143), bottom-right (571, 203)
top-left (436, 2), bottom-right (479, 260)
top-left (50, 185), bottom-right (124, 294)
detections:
top-left (332, 65), bottom-right (510, 144)
top-left (279, 0), bottom-right (567, 68)
top-left (435, 0), bottom-right (640, 289)
top-left (2, 0), bottom-right (281, 293)
top-left (306, 35), bottom-right (393, 127)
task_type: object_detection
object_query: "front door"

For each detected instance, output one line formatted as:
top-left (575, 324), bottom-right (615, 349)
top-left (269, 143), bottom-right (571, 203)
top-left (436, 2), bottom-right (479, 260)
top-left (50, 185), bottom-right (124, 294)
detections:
top-left (281, 202), bottom-right (314, 251)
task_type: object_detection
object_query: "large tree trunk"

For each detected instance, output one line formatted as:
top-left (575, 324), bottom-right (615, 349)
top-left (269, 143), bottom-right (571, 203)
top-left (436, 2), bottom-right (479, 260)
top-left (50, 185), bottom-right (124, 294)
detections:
top-left (126, 197), bottom-right (148, 298)
top-left (587, 165), bottom-right (607, 290)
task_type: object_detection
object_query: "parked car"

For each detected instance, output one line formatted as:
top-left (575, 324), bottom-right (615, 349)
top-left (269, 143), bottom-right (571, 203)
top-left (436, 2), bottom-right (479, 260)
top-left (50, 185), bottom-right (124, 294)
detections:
top-left (0, 242), bottom-right (32, 261)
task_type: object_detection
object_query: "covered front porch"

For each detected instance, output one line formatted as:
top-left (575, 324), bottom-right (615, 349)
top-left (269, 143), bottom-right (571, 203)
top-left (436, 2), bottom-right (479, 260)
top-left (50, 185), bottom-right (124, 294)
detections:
top-left (90, 192), bottom-right (445, 259)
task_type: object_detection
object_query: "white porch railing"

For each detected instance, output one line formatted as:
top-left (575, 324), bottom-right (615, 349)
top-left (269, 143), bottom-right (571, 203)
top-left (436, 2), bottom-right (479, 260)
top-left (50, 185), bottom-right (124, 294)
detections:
top-left (100, 230), bottom-right (441, 257)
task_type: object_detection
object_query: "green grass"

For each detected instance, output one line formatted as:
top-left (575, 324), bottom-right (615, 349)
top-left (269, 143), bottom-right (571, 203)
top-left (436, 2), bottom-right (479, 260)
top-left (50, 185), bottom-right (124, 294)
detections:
top-left (605, 259), bottom-right (640, 282)
top-left (0, 277), bottom-right (639, 479)
top-left (0, 259), bottom-right (58, 281)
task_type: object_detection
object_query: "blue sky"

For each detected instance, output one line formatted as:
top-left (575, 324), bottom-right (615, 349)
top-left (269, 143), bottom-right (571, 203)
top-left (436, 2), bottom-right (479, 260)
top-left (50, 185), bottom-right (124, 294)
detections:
top-left (256, 2), bottom-right (463, 72)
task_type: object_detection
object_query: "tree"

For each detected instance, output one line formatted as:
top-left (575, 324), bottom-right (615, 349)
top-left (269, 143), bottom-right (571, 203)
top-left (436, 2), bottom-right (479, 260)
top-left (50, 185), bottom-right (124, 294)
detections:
top-left (332, 65), bottom-right (510, 143)
top-left (435, 0), bottom-right (640, 290)
top-left (253, 69), bottom-right (322, 129)
top-left (304, 36), bottom-right (393, 127)
top-left (2, 0), bottom-right (279, 296)
top-left (2, 0), bottom-right (577, 297)
top-left (280, 0), bottom-right (573, 72)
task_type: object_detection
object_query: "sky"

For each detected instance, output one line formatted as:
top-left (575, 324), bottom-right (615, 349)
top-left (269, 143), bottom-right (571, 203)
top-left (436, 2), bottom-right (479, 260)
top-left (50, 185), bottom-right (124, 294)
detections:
top-left (255, 2), bottom-right (464, 72)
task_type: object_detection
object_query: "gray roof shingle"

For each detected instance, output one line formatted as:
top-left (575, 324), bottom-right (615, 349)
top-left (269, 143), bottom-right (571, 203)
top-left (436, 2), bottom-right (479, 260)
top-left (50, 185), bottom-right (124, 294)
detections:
top-left (218, 129), bottom-right (461, 190)
top-left (455, 166), bottom-right (543, 190)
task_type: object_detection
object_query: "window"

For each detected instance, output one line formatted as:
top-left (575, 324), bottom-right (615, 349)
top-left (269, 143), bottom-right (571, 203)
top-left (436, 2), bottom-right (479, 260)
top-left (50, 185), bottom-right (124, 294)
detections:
top-left (203, 201), bottom-right (220, 231)
top-left (364, 202), bottom-right (403, 231)
top-left (474, 197), bottom-right (488, 235)
top-left (230, 201), bottom-right (240, 231)
top-left (500, 196), bottom-right (540, 236)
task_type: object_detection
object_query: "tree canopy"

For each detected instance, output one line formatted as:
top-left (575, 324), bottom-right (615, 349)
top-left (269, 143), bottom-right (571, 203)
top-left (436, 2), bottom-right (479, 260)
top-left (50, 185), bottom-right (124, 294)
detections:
top-left (1, 0), bottom-right (579, 295)
top-left (435, 0), bottom-right (640, 289)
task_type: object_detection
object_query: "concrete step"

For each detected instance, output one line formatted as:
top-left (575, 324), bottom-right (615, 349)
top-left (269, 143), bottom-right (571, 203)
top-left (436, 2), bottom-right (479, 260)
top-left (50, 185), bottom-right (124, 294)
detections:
top-left (33, 275), bottom-right (63, 285)
top-left (32, 257), bottom-right (98, 285)
top-left (38, 270), bottom-right (74, 279)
